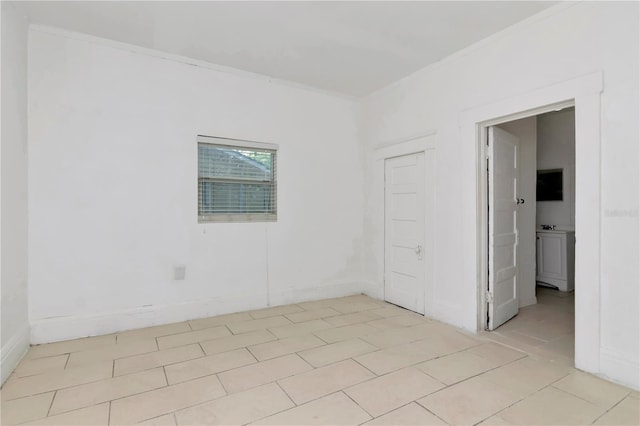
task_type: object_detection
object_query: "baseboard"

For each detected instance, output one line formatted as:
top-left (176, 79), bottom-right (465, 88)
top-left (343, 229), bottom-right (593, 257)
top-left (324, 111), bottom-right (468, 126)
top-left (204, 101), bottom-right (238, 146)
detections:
top-left (358, 281), bottom-right (384, 301)
top-left (30, 282), bottom-right (367, 344)
top-left (360, 282), bottom-right (475, 333)
top-left (519, 296), bottom-right (538, 308)
top-left (599, 347), bottom-right (640, 390)
top-left (431, 301), bottom-right (471, 331)
top-left (268, 281), bottom-right (365, 306)
top-left (1, 323), bottom-right (30, 385)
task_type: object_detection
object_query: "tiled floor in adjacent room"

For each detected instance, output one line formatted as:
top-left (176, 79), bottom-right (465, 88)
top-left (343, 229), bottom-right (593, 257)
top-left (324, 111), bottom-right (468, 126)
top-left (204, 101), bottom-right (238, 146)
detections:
top-left (481, 286), bottom-right (576, 365)
top-left (2, 294), bottom-right (638, 425)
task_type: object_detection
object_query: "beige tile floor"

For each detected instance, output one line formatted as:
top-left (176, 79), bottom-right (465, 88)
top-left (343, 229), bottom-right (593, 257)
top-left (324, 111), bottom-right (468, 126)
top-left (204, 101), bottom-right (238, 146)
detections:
top-left (481, 286), bottom-right (576, 363)
top-left (1, 293), bottom-right (638, 425)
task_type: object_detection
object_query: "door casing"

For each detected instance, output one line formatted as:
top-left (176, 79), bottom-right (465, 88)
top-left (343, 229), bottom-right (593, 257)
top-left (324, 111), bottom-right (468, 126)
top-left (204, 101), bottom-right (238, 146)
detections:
top-left (461, 71), bottom-right (603, 375)
top-left (373, 133), bottom-right (436, 317)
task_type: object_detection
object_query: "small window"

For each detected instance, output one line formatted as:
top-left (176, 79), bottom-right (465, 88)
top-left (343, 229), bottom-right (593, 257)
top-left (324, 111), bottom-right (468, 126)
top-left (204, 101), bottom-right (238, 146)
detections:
top-left (198, 135), bottom-right (277, 222)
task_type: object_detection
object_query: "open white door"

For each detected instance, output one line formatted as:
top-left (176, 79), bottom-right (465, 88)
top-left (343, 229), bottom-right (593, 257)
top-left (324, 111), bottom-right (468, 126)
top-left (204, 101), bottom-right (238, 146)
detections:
top-left (487, 126), bottom-right (520, 330)
top-left (384, 152), bottom-right (425, 314)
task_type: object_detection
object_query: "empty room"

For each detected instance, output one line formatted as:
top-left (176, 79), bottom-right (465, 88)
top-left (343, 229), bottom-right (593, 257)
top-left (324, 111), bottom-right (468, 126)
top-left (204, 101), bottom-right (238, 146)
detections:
top-left (1, 1), bottom-right (638, 425)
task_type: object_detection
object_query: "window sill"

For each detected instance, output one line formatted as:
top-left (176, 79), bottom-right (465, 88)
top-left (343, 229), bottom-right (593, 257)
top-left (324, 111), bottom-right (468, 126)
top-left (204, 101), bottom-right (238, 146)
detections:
top-left (198, 214), bottom-right (277, 223)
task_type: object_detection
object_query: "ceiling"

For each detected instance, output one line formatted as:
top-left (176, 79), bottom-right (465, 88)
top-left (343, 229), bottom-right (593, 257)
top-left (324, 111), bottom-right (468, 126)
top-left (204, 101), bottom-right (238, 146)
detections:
top-left (19, 1), bottom-right (557, 97)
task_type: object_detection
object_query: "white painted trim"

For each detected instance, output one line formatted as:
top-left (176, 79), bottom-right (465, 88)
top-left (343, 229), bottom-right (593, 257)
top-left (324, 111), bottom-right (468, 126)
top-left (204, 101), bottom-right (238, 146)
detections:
top-left (360, 280), bottom-right (385, 301)
top-left (600, 347), bottom-right (640, 390)
top-left (373, 132), bottom-right (437, 161)
top-left (459, 72), bottom-right (601, 125)
top-left (269, 281), bottom-right (365, 307)
top-left (28, 24), bottom-right (356, 101)
top-left (373, 133), bottom-right (437, 317)
top-left (432, 301), bottom-right (466, 329)
top-left (374, 131), bottom-right (438, 153)
top-left (197, 135), bottom-right (279, 151)
top-left (29, 282), bottom-right (363, 344)
top-left (1, 324), bottom-right (30, 385)
top-left (460, 71), bottom-right (603, 376)
top-left (573, 91), bottom-right (603, 375)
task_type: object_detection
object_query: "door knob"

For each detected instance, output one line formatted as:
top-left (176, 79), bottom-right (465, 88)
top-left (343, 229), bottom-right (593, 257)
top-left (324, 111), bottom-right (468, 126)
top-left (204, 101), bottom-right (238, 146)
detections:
top-left (415, 245), bottom-right (423, 259)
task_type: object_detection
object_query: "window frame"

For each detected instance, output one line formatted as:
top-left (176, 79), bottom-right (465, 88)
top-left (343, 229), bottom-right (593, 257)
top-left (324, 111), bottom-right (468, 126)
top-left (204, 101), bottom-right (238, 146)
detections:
top-left (197, 135), bottom-right (278, 223)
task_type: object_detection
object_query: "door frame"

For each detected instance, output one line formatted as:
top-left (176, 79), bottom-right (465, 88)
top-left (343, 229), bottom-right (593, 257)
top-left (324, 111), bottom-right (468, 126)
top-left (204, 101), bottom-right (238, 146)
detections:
top-left (373, 133), bottom-right (436, 316)
top-left (460, 71), bottom-right (603, 375)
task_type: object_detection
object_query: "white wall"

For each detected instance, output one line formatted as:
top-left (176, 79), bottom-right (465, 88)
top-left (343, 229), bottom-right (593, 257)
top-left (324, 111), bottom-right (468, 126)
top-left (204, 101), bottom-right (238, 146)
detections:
top-left (536, 108), bottom-right (575, 228)
top-left (28, 28), bottom-right (366, 343)
top-left (0, 1), bottom-right (30, 385)
top-left (362, 2), bottom-right (638, 388)
top-left (497, 117), bottom-right (537, 308)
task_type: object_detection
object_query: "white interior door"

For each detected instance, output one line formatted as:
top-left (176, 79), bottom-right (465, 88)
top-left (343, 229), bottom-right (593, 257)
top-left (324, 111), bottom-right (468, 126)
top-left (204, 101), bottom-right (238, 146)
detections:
top-left (488, 126), bottom-right (520, 330)
top-left (384, 152), bottom-right (425, 314)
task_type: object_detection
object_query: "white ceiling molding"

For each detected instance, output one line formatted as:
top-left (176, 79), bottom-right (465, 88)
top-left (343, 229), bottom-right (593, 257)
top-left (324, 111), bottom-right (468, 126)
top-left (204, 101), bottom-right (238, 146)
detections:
top-left (20, 1), bottom-right (557, 97)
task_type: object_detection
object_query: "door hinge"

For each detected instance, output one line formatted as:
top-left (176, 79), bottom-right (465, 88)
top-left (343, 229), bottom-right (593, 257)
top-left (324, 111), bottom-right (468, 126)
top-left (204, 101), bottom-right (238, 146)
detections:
top-left (485, 291), bottom-right (494, 303)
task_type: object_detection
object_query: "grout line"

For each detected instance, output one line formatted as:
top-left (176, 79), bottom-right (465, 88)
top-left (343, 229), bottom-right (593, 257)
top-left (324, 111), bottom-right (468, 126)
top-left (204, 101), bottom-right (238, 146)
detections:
top-left (310, 332), bottom-right (331, 344)
top-left (46, 390), bottom-right (57, 416)
top-left (263, 328), bottom-right (279, 340)
top-left (158, 346), bottom-right (277, 386)
top-left (551, 382), bottom-right (603, 405)
top-left (275, 380), bottom-right (298, 406)
top-left (217, 373), bottom-right (230, 396)
top-left (419, 402), bottom-right (450, 425)
top-left (121, 360), bottom-right (278, 422)
top-left (471, 394), bottom-right (528, 425)
top-left (197, 342), bottom-right (207, 357)
top-left (367, 398), bottom-right (444, 424)
top-left (351, 356), bottom-right (381, 377)
top-left (33, 371), bottom-right (171, 418)
top-left (3, 369), bottom-right (112, 402)
top-left (412, 367), bottom-right (447, 387)
top-left (162, 366), bottom-right (169, 386)
top-left (470, 370), bottom-right (576, 426)
top-left (444, 352), bottom-right (531, 388)
top-left (246, 346), bottom-right (260, 363)
top-left (112, 359), bottom-right (115, 377)
top-left (115, 353), bottom-right (208, 379)
top-left (6, 356), bottom-right (179, 403)
top-left (590, 391), bottom-right (632, 424)
top-left (219, 383), bottom-right (297, 425)
top-left (107, 400), bottom-right (112, 425)
top-left (341, 390), bottom-right (375, 421)
top-left (356, 401), bottom-right (422, 425)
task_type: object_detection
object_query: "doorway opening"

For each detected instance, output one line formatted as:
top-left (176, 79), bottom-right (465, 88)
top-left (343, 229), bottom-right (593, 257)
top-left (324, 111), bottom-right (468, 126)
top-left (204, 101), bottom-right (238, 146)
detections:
top-left (485, 107), bottom-right (576, 362)
top-left (466, 71), bottom-right (602, 376)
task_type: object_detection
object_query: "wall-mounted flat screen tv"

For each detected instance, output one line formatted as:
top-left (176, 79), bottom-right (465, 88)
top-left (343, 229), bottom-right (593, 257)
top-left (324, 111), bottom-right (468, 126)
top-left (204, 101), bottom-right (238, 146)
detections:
top-left (537, 169), bottom-right (563, 201)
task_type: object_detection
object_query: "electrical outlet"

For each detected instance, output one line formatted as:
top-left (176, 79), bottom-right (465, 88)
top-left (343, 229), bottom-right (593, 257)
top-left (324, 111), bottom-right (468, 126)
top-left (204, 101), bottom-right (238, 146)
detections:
top-left (174, 265), bottom-right (186, 280)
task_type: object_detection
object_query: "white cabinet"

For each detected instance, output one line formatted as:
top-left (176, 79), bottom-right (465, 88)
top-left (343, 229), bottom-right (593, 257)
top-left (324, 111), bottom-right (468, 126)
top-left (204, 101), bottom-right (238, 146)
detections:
top-left (536, 230), bottom-right (575, 292)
